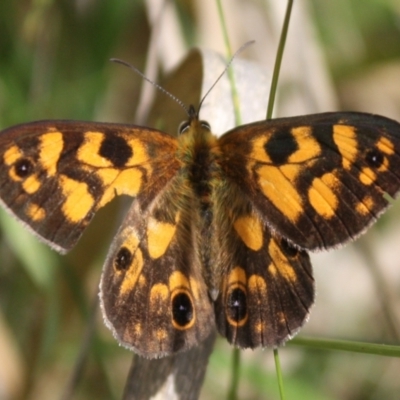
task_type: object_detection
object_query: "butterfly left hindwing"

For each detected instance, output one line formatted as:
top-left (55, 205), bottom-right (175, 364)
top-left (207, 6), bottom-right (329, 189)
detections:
top-left (1, 110), bottom-right (400, 358)
top-left (100, 179), bottom-right (215, 358)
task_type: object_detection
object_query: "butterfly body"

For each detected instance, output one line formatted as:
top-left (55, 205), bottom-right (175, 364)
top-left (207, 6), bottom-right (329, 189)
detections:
top-left (1, 111), bottom-right (400, 358)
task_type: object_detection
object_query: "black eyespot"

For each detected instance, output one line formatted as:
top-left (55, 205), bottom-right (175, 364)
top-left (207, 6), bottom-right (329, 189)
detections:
top-left (114, 247), bottom-right (132, 271)
top-left (178, 121), bottom-right (190, 135)
top-left (14, 158), bottom-right (34, 178)
top-left (200, 120), bottom-right (210, 130)
top-left (227, 288), bottom-right (247, 323)
top-left (172, 292), bottom-right (193, 327)
top-left (365, 149), bottom-right (384, 168)
top-left (280, 238), bottom-right (299, 257)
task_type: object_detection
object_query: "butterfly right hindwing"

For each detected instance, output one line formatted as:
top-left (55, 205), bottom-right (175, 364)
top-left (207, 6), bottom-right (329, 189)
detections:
top-left (211, 183), bottom-right (314, 348)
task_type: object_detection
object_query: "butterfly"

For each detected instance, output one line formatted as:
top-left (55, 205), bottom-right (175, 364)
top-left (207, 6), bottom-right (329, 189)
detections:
top-left (0, 105), bottom-right (400, 358)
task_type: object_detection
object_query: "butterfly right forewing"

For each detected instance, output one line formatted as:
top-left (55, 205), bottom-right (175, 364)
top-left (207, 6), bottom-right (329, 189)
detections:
top-left (218, 112), bottom-right (400, 252)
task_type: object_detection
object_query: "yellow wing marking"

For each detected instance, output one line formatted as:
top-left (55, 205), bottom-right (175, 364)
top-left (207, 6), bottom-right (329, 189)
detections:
top-left (150, 283), bottom-right (169, 305)
top-left (4, 145), bottom-right (23, 167)
top-left (169, 271), bottom-right (190, 290)
top-left (228, 266), bottom-right (247, 286)
top-left (279, 164), bottom-right (302, 182)
top-left (22, 175), bottom-right (41, 194)
top-left (5, 146), bottom-right (26, 182)
top-left (355, 196), bottom-right (375, 216)
top-left (256, 165), bottom-right (303, 223)
top-left (39, 132), bottom-right (63, 176)
top-left (97, 168), bottom-right (144, 207)
top-left (378, 158), bottom-right (389, 172)
top-left (268, 239), bottom-right (297, 282)
top-left (248, 275), bottom-right (267, 305)
top-left (333, 125), bottom-right (357, 170)
top-left (376, 137), bottom-right (394, 155)
top-left (359, 168), bottom-right (377, 186)
top-left (118, 228), bottom-right (144, 296)
top-left (289, 126), bottom-right (321, 162)
top-left (60, 175), bottom-right (94, 223)
top-left (149, 283), bottom-right (169, 341)
top-left (126, 137), bottom-right (152, 166)
top-left (189, 277), bottom-right (201, 300)
top-left (77, 132), bottom-right (112, 167)
top-left (147, 213), bottom-right (179, 259)
top-left (26, 204), bottom-right (46, 222)
top-left (247, 275), bottom-right (266, 331)
top-left (249, 134), bottom-right (273, 163)
top-left (233, 214), bottom-right (263, 251)
top-left (308, 172), bottom-right (339, 218)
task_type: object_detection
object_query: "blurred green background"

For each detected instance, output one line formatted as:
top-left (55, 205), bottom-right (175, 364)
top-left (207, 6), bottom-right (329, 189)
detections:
top-left (0, 0), bottom-right (400, 399)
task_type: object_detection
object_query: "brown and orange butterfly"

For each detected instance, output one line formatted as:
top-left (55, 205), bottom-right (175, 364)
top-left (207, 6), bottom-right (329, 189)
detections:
top-left (0, 105), bottom-right (399, 358)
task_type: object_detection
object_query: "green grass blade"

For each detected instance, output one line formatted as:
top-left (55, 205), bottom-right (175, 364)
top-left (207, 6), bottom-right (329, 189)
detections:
top-left (291, 336), bottom-right (400, 357)
top-left (266, 0), bottom-right (293, 120)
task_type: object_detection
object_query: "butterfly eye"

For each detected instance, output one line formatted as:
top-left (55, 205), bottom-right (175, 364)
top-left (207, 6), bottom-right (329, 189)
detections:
top-left (178, 120), bottom-right (211, 135)
top-left (200, 121), bottom-right (211, 130)
top-left (114, 247), bottom-right (132, 271)
top-left (178, 121), bottom-right (191, 135)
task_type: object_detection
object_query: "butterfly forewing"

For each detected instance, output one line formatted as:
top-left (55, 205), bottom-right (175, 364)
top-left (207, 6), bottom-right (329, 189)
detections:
top-left (0, 121), bottom-right (179, 252)
top-left (218, 112), bottom-right (400, 251)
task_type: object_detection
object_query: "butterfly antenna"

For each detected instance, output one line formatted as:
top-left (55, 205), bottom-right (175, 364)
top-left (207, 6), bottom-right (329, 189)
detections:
top-left (110, 58), bottom-right (191, 117)
top-left (198, 40), bottom-right (255, 112)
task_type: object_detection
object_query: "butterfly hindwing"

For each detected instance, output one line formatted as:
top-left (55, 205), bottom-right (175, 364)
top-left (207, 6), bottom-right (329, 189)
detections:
top-left (210, 184), bottom-right (314, 348)
top-left (100, 179), bottom-right (215, 358)
top-left (218, 112), bottom-right (400, 251)
top-left (0, 121), bottom-right (179, 252)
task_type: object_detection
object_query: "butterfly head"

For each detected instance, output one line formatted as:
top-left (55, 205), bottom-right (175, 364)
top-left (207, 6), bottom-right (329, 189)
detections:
top-left (178, 105), bottom-right (212, 139)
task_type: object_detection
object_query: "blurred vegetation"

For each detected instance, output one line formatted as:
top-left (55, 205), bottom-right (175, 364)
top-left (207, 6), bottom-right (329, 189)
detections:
top-left (0, 0), bottom-right (399, 399)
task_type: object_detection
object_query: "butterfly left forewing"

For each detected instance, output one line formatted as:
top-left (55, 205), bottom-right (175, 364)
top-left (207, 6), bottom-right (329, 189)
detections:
top-left (218, 112), bottom-right (400, 251)
top-left (0, 120), bottom-right (179, 252)
top-left (100, 178), bottom-right (215, 358)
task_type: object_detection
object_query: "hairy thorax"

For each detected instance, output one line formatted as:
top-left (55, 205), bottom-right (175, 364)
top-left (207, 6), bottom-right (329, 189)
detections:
top-left (176, 121), bottom-right (224, 293)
